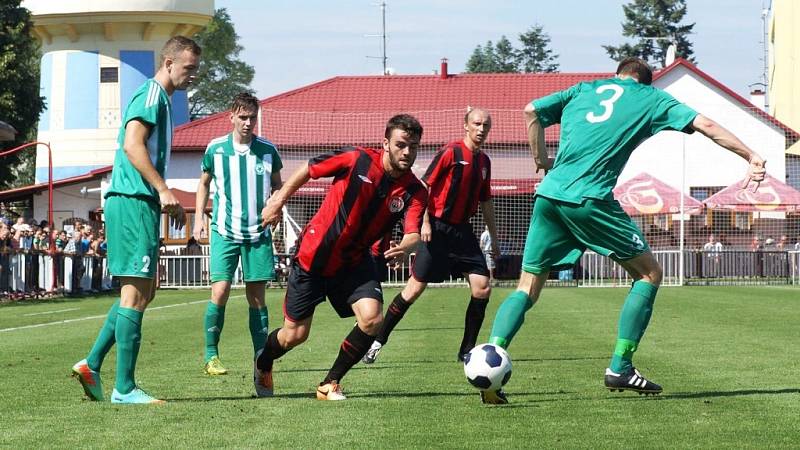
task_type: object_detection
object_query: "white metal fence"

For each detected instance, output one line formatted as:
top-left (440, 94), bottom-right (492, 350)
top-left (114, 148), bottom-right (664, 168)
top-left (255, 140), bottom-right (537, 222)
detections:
top-left (0, 251), bottom-right (112, 299)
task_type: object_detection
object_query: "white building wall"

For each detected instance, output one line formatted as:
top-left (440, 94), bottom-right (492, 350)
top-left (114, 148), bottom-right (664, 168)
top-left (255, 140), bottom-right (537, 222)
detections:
top-left (166, 152), bottom-right (204, 192)
top-left (619, 67), bottom-right (787, 193)
top-left (32, 183), bottom-right (102, 227)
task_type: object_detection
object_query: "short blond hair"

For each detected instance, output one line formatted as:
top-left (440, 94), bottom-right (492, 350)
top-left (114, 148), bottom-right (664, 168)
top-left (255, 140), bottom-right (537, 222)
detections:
top-left (159, 36), bottom-right (201, 66)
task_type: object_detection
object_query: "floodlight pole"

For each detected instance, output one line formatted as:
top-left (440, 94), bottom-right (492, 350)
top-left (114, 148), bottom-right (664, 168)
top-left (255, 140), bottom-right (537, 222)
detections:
top-left (366, 1), bottom-right (388, 75)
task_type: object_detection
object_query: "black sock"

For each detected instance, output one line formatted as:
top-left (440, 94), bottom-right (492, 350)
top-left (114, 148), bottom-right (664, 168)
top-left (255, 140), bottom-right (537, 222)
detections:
top-left (256, 328), bottom-right (289, 371)
top-left (375, 292), bottom-right (412, 345)
top-left (459, 297), bottom-right (489, 355)
top-left (324, 325), bottom-right (375, 383)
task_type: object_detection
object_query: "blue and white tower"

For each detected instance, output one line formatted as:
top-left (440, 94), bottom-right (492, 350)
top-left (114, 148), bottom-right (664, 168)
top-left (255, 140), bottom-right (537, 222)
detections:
top-left (24, 0), bottom-right (214, 183)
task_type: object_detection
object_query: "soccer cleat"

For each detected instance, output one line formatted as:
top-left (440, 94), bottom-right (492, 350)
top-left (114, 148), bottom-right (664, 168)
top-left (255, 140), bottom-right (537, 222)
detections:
top-left (361, 341), bottom-right (382, 364)
top-left (253, 349), bottom-right (273, 397)
top-left (110, 387), bottom-right (165, 404)
top-left (204, 356), bottom-right (228, 375)
top-left (457, 352), bottom-right (469, 363)
top-left (480, 389), bottom-right (508, 405)
top-left (604, 367), bottom-right (663, 395)
top-left (71, 359), bottom-right (104, 401)
top-left (316, 381), bottom-right (347, 401)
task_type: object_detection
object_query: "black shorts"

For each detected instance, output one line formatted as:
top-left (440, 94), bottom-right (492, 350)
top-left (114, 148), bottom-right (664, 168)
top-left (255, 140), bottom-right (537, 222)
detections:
top-left (371, 254), bottom-right (388, 283)
top-left (411, 218), bottom-right (489, 283)
top-left (284, 257), bottom-right (384, 322)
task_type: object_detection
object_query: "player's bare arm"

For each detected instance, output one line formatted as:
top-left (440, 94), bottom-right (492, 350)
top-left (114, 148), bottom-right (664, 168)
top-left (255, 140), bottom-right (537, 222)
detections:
top-left (193, 171), bottom-right (212, 240)
top-left (420, 209), bottom-right (432, 242)
top-left (690, 114), bottom-right (766, 190)
top-left (123, 119), bottom-right (185, 228)
top-left (384, 232), bottom-right (421, 266)
top-left (523, 103), bottom-right (553, 173)
top-left (480, 199), bottom-right (500, 257)
top-left (262, 165), bottom-right (308, 227)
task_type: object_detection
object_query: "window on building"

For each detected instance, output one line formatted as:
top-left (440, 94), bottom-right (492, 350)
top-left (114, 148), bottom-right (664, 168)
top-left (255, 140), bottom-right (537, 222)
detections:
top-left (100, 67), bottom-right (118, 83)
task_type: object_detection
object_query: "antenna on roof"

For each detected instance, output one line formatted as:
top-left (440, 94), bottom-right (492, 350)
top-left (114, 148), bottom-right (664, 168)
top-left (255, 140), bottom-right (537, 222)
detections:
top-left (365, 2), bottom-right (389, 75)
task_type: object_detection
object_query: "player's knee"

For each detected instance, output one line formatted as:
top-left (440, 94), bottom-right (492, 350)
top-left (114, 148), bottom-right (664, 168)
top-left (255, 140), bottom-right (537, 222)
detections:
top-left (472, 283), bottom-right (491, 300)
top-left (642, 265), bottom-right (663, 286)
top-left (282, 327), bottom-right (309, 348)
top-left (358, 314), bottom-right (383, 335)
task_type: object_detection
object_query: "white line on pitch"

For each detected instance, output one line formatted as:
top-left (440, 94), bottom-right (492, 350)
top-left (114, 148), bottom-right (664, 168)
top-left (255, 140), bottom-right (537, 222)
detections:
top-left (23, 308), bottom-right (79, 316)
top-left (0, 295), bottom-right (245, 333)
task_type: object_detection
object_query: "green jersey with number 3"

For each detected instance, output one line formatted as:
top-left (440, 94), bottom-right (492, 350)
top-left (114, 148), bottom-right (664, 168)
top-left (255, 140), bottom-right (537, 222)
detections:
top-left (532, 77), bottom-right (698, 204)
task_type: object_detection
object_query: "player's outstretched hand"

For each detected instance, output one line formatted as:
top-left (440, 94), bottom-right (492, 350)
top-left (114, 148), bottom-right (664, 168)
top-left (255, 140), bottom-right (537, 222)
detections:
top-left (742, 156), bottom-right (766, 192)
top-left (160, 189), bottom-right (185, 229)
top-left (384, 240), bottom-right (408, 267)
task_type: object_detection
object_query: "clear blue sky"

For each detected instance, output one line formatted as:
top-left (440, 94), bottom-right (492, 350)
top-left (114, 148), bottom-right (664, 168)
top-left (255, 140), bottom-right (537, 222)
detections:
top-left (215, 0), bottom-right (770, 99)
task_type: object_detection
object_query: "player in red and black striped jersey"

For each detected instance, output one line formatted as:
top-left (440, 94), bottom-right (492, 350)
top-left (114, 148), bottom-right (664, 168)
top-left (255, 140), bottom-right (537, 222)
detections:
top-left (363, 108), bottom-right (501, 365)
top-left (255, 114), bottom-right (428, 400)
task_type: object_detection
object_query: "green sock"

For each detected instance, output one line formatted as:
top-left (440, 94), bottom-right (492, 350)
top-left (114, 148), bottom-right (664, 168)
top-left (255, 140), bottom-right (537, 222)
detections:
top-left (204, 302), bottom-right (225, 362)
top-left (609, 280), bottom-right (658, 373)
top-left (115, 307), bottom-right (144, 395)
top-left (488, 290), bottom-right (534, 349)
top-left (86, 299), bottom-right (120, 371)
top-left (249, 307), bottom-right (269, 356)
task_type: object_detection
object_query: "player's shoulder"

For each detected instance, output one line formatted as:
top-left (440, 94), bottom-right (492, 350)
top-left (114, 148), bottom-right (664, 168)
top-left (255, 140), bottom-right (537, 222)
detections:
top-left (252, 136), bottom-right (279, 153)
top-left (204, 134), bottom-right (230, 153)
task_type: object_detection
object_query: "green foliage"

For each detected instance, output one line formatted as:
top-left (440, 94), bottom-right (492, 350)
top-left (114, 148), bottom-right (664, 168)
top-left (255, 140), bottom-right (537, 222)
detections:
top-left (0, 1), bottom-right (44, 189)
top-left (2, 286), bottom-right (799, 447)
top-left (604, 0), bottom-right (696, 67)
top-left (189, 8), bottom-right (255, 120)
top-left (518, 25), bottom-right (560, 73)
top-left (465, 26), bottom-right (559, 74)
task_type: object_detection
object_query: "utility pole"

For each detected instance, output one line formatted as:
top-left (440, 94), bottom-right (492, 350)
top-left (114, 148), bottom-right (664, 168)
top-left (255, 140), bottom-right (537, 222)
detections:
top-left (365, 2), bottom-right (388, 75)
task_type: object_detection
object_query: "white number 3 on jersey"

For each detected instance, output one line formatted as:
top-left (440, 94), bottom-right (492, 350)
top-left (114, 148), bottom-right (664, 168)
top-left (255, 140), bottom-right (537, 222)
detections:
top-left (586, 84), bottom-right (624, 124)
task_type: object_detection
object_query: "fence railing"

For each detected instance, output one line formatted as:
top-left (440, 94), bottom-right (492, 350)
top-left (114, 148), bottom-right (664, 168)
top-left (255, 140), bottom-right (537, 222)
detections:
top-left (155, 250), bottom-right (800, 289)
top-left (4, 249), bottom-right (797, 297)
top-left (0, 249), bottom-right (112, 300)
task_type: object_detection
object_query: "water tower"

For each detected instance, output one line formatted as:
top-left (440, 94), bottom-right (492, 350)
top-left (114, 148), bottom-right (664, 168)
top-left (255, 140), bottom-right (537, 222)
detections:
top-left (23, 0), bottom-right (214, 183)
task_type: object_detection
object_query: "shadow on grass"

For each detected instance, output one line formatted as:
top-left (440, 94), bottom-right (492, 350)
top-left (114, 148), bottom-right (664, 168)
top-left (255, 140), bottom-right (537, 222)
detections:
top-left (659, 388), bottom-right (800, 400)
top-left (166, 392), bottom-right (315, 402)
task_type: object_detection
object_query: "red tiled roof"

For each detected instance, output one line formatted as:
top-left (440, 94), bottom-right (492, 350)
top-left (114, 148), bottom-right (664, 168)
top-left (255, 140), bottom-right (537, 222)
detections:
top-left (172, 58), bottom-right (799, 152)
top-left (173, 72), bottom-right (611, 150)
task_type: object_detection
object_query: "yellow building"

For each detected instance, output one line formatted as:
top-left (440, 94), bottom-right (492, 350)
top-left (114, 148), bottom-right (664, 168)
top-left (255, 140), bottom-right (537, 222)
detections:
top-left (768, 0), bottom-right (800, 155)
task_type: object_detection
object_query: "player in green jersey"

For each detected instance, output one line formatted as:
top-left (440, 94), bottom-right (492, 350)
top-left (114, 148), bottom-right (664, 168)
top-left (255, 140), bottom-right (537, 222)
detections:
top-left (71, 36), bottom-right (201, 404)
top-left (193, 93), bottom-right (283, 378)
top-left (481, 57), bottom-right (767, 404)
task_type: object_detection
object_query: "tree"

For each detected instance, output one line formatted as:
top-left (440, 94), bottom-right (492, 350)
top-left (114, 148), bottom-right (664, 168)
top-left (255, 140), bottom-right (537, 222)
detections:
top-left (465, 28), bottom-right (559, 74)
top-left (493, 36), bottom-right (519, 73)
top-left (0, 1), bottom-right (45, 189)
top-left (517, 25), bottom-right (559, 73)
top-left (189, 8), bottom-right (255, 120)
top-left (603, 0), bottom-right (695, 67)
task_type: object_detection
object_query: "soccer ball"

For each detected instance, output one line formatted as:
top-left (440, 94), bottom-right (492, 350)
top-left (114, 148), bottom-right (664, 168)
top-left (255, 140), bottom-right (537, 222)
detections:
top-left (463, 343), bottom-right (512, 391)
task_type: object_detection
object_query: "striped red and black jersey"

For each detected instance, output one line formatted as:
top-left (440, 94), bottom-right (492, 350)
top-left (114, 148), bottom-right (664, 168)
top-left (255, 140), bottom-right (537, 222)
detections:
top-left (422, 140), bottom-right (491, 224)
top-left (296, 146), bottom-right (428, 276)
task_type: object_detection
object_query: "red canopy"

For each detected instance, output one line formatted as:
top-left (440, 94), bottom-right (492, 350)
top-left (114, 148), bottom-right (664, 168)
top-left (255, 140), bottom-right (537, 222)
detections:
top-left (703, 174), bottom-right (800, 212)
top-left (613, 172), bottom-right (702, 215)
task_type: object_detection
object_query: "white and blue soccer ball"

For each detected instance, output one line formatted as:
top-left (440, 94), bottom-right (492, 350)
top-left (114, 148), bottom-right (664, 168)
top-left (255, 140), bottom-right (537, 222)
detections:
top-left (463, 343), bottom-right (512, 391)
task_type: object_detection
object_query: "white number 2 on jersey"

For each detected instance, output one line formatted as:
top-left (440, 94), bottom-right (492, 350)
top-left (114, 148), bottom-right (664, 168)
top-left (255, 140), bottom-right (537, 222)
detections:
top-left (585, 84), bottom-right (624, 123)
top-left (141, 255), bottom-right (151, 273)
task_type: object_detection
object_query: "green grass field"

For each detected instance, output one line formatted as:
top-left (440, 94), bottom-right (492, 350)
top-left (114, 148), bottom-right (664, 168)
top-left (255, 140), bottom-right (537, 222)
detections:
top-left (1, 286), bottom-right (799, 448)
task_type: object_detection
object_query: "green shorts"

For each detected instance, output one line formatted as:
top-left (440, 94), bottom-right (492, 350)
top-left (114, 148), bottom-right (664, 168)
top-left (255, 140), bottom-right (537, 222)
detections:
top-left (105, 194), bottom-right (161, 279)
top-left (521, 195), bottom-right (649, 274)
top-left (210, 229), bottom-right (275, 283)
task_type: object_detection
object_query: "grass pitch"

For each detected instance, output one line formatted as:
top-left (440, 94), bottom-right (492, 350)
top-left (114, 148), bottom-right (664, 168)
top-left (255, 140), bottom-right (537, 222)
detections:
top-left (1, 285), bottom-right (798, 448)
